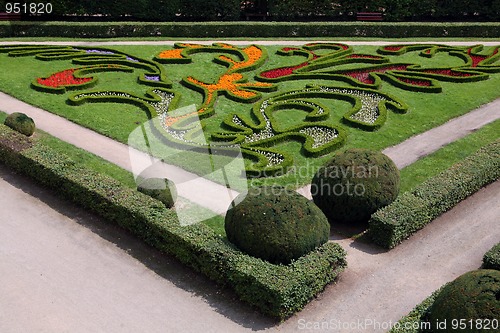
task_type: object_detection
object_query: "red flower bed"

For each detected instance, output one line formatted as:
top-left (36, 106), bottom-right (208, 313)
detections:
top-left (343, 65), bottom-right (409, 84)
top-left (395, 76), bottom-right (432, 87)
top-left (347, 54), bottom-right (384, 60)
top-left (37, 69), bottom-right (92, 88)
top-left (260, 56), bottom-right (321, 79)
top-left (422, 69), bottom-right (472, 77)
top-left (260, 63), bottom-right (308, 79)
top-left (382, 46), bottom-right (404, 52)
top-left (467, 47), bottom-right (499, 68)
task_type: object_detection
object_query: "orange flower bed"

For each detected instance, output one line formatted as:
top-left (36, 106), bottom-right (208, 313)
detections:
top-left (186, 73), bottom-right (271, 105)
top-left (221, 45), bottom-right (264, 72)
top-left (158, 49), bottom-right (184, 59)
top-left (158, 44), bottom-right (204, 59)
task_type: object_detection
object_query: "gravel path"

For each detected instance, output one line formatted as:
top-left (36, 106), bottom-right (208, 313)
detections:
top-left (382, 98), bottom-right (500, 168)
top-left (1, 163), bottom-right (498, 333)
top-left (0, 165), bottom-right (272, 333)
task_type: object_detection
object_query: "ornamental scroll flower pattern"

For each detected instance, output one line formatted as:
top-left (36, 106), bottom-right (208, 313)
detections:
top-left (0, 42), bottom-right (499, 177)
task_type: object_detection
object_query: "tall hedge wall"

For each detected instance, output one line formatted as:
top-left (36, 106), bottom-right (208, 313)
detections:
top-left (1, 22), bottom-right (500, 38)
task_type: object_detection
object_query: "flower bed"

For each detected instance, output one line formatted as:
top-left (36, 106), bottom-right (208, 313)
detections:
top-left (32, 65), bottom-right (133, 94)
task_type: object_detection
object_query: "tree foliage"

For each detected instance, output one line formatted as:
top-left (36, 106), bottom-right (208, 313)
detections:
top-left (14, 0), bottom-right (500, 21)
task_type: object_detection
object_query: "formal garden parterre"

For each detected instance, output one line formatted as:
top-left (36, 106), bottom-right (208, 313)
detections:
top-left (1, 42), bottom-right (499, 180)
top-left (0, 41), bottom-right (499, 319)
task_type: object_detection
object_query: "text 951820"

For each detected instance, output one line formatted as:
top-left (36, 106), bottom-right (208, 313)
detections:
top-left (5, 3), bottom-right (53, 14)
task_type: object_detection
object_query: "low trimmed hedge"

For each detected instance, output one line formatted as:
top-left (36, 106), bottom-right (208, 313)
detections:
top-left (1, 22), bottom-right (500, 38)
top-left (368, 139), bottom-right (500, 249)
top-left (483, 243), bottom-right (500, 270)
top-left (0, 123), bottom-right (347, 319)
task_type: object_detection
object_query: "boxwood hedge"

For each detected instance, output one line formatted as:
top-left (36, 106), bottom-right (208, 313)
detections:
top-left (483, 243), bottom-right (500, 270)
top-left (0, 123), bottom-right (346, 319)
top-left (1, 22), bottom-right (500, 38)
top-left (368, 139), bottom-right (500, 249)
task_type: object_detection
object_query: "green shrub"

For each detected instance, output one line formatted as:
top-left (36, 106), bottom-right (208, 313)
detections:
top-left (225, 186), bottom-right (330, 264)
top-left (21, 0), bottom-right (500, 21)
top-left (269, 0), bottom-right (340, 20)
top-left (179, 0), bottom-right (240, 20)
top-left (422, 269), bottom-right (500, 333)
top-left (368, 140), bottom-right (500, 249)
top-left (483, 243), bottom-right (500, 270)
top-left (311, 148), bottom-right (400, 226)
top-left (4, 112), bottom-right (36, 137)
top-left (1, 22), bottom-right (500, 39)
top-left (137, 177), bottom-right (177, 208)
top-left (0, 123), bottom-right (347, 319)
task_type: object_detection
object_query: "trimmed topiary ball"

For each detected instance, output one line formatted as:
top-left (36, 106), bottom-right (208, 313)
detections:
top-left (137, 178), bottom-right (177, 208)
top-left (483, 243), bottom-right (500, 270)
top-left (311, 148), bottom-right (400, 225)
top-left (423, 269), bottom-right (500, 333)
top-left (225, 186), bottom-right (330, 264)
top-left (4, 112), bottom-right (35, 136)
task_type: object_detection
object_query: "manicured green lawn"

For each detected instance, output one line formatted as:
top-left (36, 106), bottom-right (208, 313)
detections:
top-left (399, 120), bottom-right (500, 193)
top-left (0, 42), bottom-right (499, 191)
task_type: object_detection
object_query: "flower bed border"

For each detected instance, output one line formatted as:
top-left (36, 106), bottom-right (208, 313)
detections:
top-left (31, 65), bottom-right (134, 94)
top-left (0, 123), bottom-right (347, 319)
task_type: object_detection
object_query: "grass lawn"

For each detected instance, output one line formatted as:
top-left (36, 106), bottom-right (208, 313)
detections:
top-left (399, 119), bottom-right (500, 193)
top-left (0, 42), bottom-right (499, 191)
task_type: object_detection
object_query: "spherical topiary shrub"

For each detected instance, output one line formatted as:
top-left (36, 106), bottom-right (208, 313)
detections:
top-left (311, 148), bottom-right (400, 225)
top-left (137, 178), bottom-right (177, 208)
top-left (423, 269), bottom-right (500, 333)
top-left (225, 186), bottom-right (330, 264)
top-left (4, 112), bottom-right (35, 136)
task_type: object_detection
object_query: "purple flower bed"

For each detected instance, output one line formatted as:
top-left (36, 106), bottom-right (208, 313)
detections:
top-left (144, 75), bottom-right (160, 81)
top-left (86, 49), bottom-right (115, 55)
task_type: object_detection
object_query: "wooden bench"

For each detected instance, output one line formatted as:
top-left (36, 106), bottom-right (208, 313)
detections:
top-left (244, 12), bottom-right (267, 21)
top-left (0, 12), bottom-right (22, 21)
top-left (356, 12), bottom-right (383, 21)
